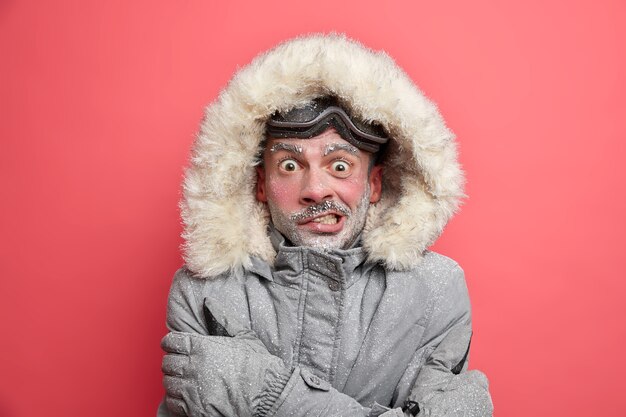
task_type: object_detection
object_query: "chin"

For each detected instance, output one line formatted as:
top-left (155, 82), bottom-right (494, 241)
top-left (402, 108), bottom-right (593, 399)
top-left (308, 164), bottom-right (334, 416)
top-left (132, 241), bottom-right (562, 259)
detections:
top-left (294, 231), bottom-right (354, 251)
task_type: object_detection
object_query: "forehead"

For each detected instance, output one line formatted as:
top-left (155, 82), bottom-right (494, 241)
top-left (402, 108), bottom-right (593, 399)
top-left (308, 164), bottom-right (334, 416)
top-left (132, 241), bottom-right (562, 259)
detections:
top-left (264, 129), bottom-right (363, 157)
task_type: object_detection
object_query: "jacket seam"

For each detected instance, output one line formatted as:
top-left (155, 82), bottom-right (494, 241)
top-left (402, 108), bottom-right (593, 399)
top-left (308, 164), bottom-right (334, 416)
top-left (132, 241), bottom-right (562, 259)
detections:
top-left (293, 249), bottom-right (308, 367)
top-left (339, 263), bottom-right (386, 392)
top-left (328, 267), bottom-right (346, 385)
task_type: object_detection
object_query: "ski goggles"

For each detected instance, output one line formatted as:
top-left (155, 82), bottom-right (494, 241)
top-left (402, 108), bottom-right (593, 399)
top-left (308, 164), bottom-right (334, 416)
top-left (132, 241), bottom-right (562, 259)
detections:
top-left (266, 97), bottom-right (389, 153)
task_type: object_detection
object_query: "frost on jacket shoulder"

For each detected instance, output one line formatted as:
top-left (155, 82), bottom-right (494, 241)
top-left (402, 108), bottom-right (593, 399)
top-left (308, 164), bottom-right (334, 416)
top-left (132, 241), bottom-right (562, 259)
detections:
top-left (179, 34), bottom-right (465, 279)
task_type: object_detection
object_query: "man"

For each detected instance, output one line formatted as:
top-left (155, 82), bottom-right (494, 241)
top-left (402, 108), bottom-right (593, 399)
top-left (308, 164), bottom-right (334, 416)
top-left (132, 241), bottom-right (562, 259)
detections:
top-left (159, 35), bottom-right (493, 417)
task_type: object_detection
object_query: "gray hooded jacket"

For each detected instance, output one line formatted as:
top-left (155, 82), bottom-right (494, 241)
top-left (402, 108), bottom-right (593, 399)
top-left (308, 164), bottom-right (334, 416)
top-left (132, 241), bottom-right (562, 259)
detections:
top-left (159, 35), bottom-right (493, 417)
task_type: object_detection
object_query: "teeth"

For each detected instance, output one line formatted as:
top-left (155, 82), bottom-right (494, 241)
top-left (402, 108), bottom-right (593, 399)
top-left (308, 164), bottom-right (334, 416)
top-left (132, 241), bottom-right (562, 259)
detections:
top-left (312, 214), bottom-right (338, 225)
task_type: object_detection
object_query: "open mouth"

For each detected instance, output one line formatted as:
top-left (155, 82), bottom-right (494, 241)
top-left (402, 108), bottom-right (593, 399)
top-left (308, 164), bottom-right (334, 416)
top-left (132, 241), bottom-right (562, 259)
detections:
top-left (311, 214), bottom-right (339, 225)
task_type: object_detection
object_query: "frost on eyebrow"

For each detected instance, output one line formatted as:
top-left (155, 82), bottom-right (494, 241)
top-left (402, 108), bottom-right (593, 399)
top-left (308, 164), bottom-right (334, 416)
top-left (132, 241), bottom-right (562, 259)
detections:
top-left (324, 143), bottom-right (358, 156)
top-left (269, 142), bottom-right (303, 154)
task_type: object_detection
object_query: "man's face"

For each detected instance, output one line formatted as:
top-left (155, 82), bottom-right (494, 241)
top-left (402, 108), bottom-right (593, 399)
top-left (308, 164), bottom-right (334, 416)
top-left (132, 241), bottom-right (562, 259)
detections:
top-left (256, 128), bottom-right (382, 250)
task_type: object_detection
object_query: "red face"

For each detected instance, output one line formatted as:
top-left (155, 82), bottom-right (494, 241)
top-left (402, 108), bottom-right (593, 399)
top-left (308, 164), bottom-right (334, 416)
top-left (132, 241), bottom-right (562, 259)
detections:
top-left (256, 128), bottom-right (382, 250)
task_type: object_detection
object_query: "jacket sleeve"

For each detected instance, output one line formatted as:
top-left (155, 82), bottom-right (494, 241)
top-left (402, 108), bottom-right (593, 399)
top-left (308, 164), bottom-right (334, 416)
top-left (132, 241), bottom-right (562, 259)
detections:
top-left (160, 267), bottom-right (388, 417)
top-left (404, 264), bottom-right (493, 417)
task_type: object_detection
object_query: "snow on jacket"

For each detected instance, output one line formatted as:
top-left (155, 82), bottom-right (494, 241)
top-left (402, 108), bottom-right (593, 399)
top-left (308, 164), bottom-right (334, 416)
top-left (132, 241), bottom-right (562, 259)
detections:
top-left (159, 34), bottom-right (493, 416)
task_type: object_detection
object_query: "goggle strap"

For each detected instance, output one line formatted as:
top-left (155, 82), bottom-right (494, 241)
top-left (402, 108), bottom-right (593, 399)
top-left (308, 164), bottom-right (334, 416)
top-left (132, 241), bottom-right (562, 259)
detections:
top-left (267, 106), bottom-right (388, 145)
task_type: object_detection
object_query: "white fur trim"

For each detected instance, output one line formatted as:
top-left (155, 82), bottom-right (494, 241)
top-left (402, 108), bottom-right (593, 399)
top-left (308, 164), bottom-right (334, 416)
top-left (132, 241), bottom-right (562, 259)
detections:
top-left (181, 34), bottom-right (465, 277)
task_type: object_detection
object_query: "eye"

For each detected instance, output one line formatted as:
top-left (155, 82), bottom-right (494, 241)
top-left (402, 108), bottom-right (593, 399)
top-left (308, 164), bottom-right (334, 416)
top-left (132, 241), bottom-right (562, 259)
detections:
top-left (331, 160), bottom-right (351, 174)
top-left (279, 159), bottom-right (300, 172)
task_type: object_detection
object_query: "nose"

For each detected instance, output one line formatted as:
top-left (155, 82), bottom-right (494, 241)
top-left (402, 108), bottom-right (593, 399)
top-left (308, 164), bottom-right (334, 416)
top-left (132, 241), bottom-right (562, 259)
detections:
top-left (299, 168), bottom-right (335, 205)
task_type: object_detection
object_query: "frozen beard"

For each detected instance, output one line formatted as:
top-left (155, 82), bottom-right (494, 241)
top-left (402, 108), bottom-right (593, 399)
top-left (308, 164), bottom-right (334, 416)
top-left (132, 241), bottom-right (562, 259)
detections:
top-left (267, 185), bottom-right (372, 251)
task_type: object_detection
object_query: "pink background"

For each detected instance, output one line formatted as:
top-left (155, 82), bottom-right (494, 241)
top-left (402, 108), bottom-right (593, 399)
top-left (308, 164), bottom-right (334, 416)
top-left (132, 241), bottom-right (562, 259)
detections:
top-left (1, 1), bottom-right (625, 416)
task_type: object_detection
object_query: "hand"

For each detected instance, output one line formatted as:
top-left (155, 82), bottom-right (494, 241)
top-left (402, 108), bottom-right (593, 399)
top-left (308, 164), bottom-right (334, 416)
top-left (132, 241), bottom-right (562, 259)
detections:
top-left (161, 332), bottom-right (290, 417)
top-left (417, 371), bottom-right (492, 417)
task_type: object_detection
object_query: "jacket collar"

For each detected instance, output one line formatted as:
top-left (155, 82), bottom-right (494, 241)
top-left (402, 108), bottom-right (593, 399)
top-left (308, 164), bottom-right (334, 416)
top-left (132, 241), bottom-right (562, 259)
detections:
top-left (248, 227), bottom-right (374, 288)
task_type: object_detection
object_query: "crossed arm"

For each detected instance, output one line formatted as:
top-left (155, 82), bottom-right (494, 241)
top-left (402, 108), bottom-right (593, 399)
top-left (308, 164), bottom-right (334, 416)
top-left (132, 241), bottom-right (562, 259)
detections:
top-left (159, 268), bottom-right (493, 417)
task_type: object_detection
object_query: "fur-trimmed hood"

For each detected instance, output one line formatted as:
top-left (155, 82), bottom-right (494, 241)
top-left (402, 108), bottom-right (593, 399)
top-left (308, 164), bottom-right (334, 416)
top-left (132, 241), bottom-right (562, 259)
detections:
top-left (181, 34), bottom-right (464, 278)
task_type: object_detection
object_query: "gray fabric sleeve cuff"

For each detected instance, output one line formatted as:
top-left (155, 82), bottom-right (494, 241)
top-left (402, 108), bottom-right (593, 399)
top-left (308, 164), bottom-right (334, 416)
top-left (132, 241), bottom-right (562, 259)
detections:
top-left (254, 365), bottom-right (292, 417)
top-left (368, 402), bottom-right (407, 417)
top-left (269, 368), bottom-right (368, 417)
